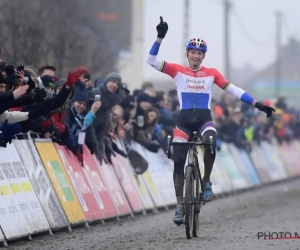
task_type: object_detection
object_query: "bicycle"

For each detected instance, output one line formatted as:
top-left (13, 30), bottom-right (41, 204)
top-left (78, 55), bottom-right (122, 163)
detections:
top-left (166, 131), bottom-right (214, 239)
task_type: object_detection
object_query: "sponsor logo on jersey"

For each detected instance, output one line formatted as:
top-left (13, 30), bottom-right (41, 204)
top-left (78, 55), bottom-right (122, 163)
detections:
top-left (187, 84), bottom-right (204, 90)
top-left (186, 78), bottom-right (205, 90)
top-left (186, 78), bottom-right (205, 84)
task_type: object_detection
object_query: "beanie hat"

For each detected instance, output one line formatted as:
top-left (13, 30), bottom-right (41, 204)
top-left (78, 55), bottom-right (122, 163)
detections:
top-left (72, 83), bottom-right (89, 104)
top-left (104, 72), bottom-right (122, 86)
top-left (137, 92), bottom-right (151, 103)
top-left (40, 75), bottom-right (55, 89)
top-left (133, 89), bottom-right (142, 98)
top-left (74, 66), bottom-right (89, 75)
top-left (120, 95), bottom-right (136, 110)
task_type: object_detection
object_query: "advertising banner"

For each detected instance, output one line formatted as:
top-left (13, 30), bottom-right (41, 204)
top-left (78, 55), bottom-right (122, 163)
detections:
top-left (0, 147), bottom-right (31, 239)
top-left (132, 142), bottom-right (174, 207)
top-left (196, 148), bottom-right (233, 194)
top-left (294, 140), bottom-right (300, 152)
top-left (260, 141), bottom-right (287, 181)
top-left (215, 143), bottom-right (248, 190)
top-left (56, 145), bottom-right (103, 221)
top-left (82, 145), bottom-right (118, 218)
top-left (153, 150), bottom-right (177, 205)
top-left (249, 143), bottom-right (271, 183)
top-left (279, 141), bottom-right (300, 176)
top-left (0, 143), bottom-right (50, 234)
top-left (115, 141), bottom-right (154, 210)
top-left (228, 145), bottom-right (260, 186)
top-left (13, 140), bottom-right (69, 229)
top-left (35, 140), bottom-right (86, 224)
top-left (112, 152), bottom-right (144, 213)
top-left (93, 156), bottom-right (132, 216)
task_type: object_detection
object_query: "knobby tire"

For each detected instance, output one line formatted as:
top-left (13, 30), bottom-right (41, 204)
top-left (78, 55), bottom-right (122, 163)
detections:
top-left (184, 166), bottom-right (194, 239)
top-left (192, 161), bottom-right (201, 237)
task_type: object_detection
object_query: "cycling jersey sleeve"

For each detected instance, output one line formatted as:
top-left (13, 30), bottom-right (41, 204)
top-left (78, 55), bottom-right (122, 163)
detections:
top-left (213, 68), bottom-right (255, 105)
top-left (147, 41), bottom-right (178, 78)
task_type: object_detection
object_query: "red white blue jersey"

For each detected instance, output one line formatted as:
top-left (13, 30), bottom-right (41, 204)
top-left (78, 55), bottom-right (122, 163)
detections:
top-left (147, 41), bottom-right (255, 108)
top-left (147, 55), bottom-right (230, 110)
top-left (162, 63), bottom-right (229, 110)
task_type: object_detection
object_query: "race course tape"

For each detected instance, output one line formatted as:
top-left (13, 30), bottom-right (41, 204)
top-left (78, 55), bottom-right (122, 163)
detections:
top-left (0, 137), bottom-right (297, 245)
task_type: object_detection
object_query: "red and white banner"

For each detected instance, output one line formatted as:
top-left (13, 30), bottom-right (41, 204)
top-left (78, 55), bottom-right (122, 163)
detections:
top-left (112, 152), bottom-right (144, 213)
top-left (55, 145), bottom-right (103, 221)
top-left (93, 156), bottom-right (132, 216)
top-left (82, 146), bottom-right (118, 219)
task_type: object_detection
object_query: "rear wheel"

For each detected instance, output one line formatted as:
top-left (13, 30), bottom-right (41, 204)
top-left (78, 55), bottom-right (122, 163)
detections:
top-left (184, 165), bottom-right (194, 239)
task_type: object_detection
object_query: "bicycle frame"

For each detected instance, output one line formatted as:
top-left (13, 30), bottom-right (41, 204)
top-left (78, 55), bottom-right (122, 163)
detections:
top-left (166, 131), bottom-right (214, 201)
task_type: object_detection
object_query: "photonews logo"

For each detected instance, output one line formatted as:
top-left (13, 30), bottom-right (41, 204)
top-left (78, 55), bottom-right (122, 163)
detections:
top-left (257, 232), bottom-right (300, 240)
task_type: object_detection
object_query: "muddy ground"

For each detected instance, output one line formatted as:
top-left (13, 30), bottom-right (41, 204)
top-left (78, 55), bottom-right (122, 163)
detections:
top-left (9, 178), bottom-right (300, 250)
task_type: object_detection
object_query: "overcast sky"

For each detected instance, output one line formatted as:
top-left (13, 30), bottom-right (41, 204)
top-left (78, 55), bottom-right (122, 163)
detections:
top-left (143, 0), bottom-right (300, 81)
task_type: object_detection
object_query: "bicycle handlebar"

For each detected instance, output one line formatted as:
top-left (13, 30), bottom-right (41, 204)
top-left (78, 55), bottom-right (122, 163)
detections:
top-left (166, 133), bottom-right (214, 159)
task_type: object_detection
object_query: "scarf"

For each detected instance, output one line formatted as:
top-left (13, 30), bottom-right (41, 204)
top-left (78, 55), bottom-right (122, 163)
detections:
top-left (68, 106), bottom-right (85, 138)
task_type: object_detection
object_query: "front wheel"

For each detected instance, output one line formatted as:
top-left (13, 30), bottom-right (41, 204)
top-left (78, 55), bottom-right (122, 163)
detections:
top-left (184, 165), bottom-right (194, 239)
top-left (193, 161), bottom-right (201, 237)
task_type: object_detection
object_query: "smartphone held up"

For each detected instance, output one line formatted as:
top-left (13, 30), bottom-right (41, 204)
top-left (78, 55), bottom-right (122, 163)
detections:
top-left (95, 94), bottom-right (101, 102)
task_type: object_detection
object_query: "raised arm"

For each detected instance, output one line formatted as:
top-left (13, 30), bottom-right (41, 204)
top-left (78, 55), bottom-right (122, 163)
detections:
top-left (147, 38), bottom-right (165, 71)
top-left (146, 17), bottom-right (178, 78)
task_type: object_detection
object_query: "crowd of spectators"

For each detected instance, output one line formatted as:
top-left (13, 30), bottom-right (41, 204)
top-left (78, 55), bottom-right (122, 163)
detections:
top-left (0, 57), bottom-right (299, 169)
top-left (213, 94), bottom-right (300, 152)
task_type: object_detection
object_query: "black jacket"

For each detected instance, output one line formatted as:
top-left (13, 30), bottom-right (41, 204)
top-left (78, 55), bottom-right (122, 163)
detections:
top-left (20, 85), bottom-right (72, 133)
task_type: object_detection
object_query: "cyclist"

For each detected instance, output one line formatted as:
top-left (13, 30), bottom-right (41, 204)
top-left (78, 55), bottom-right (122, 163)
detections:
top-left (147, 17), bottom-right (275, 225)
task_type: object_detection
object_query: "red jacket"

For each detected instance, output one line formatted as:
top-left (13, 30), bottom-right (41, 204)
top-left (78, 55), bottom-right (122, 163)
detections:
top-left (51, 112), bottom-right (67, 133)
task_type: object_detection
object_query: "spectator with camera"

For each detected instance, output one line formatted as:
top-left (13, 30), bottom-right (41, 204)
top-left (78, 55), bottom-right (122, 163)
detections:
top-left (88, 72), bottom-right (123, 163)
top-left (65, 82), bottom-right (101, 165)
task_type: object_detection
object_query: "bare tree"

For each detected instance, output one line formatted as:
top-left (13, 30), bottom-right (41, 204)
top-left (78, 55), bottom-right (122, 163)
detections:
top-left (0, 0), bottom-right (126, 78)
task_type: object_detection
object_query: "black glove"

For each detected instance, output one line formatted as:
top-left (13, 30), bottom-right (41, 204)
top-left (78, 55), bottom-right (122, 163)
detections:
top-left (156, 16), bottom-right (168, 39)
top-left (30, 88), bottom-right (46, 102)
top-left (255, 102), bottom-right (275, 118)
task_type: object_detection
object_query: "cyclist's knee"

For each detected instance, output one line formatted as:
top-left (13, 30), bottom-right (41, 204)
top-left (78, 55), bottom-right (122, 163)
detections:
top-left (172, 127), bottom-right (189, 167)
top-left (202, 129), bottom-right (217, 160)
top-left (202, 129), bottom-right (217, 143)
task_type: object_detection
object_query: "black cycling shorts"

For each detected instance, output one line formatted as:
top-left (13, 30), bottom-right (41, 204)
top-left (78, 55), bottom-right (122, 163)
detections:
top-left (173, 109), bottom-right (216, 142)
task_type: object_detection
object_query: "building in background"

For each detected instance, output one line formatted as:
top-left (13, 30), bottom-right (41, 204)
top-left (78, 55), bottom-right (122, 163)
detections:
top-left (118, 0), bottom-right (144, 91)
